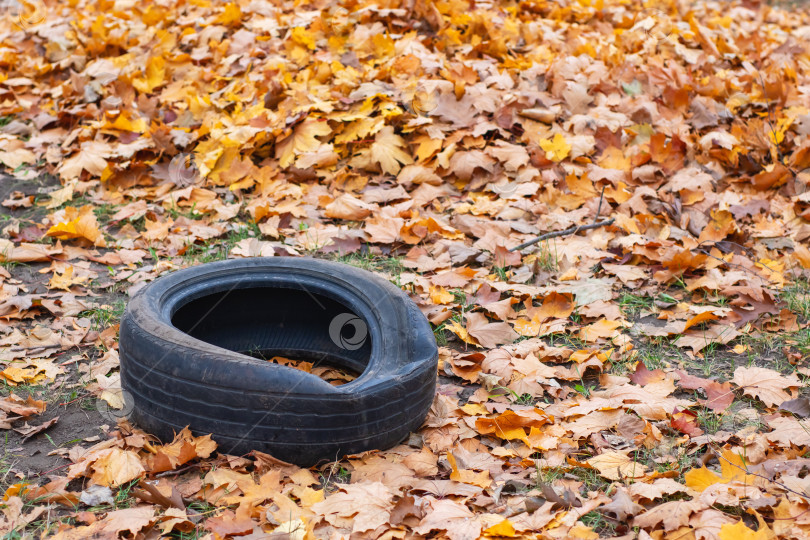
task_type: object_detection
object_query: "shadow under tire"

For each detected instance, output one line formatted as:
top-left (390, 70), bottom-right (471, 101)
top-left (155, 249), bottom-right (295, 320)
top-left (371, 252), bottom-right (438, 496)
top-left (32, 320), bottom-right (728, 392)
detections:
top-left (119, 257), bottom-right (438, 466)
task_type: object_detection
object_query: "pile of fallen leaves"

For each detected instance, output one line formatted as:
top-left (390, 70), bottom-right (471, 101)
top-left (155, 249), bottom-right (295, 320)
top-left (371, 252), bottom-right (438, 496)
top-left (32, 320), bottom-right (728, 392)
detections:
top-left (3, 0), bottom-right (810, 536)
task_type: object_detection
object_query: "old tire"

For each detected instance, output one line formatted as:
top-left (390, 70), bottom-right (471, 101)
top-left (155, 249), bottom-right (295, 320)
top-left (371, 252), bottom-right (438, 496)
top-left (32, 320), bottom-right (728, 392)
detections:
top-left (119, 257), bottom-right (437, 466)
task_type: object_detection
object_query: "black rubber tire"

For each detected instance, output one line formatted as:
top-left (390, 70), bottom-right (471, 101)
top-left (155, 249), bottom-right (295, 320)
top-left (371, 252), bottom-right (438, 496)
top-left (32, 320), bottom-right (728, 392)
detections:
top-left (119, 257), bottom-right (437, 466)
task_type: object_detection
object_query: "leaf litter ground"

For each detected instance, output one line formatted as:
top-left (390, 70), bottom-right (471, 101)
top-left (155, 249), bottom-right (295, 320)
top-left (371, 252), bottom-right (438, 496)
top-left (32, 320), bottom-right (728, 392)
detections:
top-left (2, 0), bottom-right (810, 537)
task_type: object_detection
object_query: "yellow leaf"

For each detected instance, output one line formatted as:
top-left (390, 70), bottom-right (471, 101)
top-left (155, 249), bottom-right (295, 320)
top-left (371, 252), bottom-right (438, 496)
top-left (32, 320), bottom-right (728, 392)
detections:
top-left (370, 126), bottom-right (413, 175)
top-left (484, 519), bottom-right (517, 537)
top-left (539, 133), bottom-right (571, 162)
top-left (684, 466), bottom-right (723, 492)
top-left (215, 2), bottom-right (241, 25)
top-left (109, 112), bottom-right (148, 133)
top-left (430, 285), bottom-right (455, 305)
top-left (460, 403), bottom-right (488, 416)
top-left (684, 450), bottom-right (760, 491)
top-left (3, 482), bottom-right (30, 500)
top-left (291, 26), bottom-right (316, 50)
top-left (46, 206), bottom-right (105, 247)
top-left (586, 451), bottom-right (648, 481)
top-left (1, 366), bottom-right (38, 385)
top-left (445, 319), bottom-right (478, 347)
top-left (447, 453), bottom-right (491, 488)
top-left (90, 448), bottom-right (145, 487)
top-left (275, 118), bottom-right (331, 168)
top-left (141, 5), bottom-right (167, 25)
top-left (719, 520), bottom-right (775, 540)
top-left (131, 56), bottom-right (166, 94)
top-left (568, 524), bottom-right (599, 539)
top-left (475, 409), bottom-right (552, 445)
top-left (48, 266), bottom-right (89, 291)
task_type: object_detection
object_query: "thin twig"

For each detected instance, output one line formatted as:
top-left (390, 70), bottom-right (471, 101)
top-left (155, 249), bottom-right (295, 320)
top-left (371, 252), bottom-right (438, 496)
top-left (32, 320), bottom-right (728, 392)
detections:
top-left (155, 463), bottom-right (203, 478)
top-left (710, 442), bottom-right (810, 502)
top-left (594, 184), bottom-right (606, 225)
top-left (509, 218), bottom-right (615, 252)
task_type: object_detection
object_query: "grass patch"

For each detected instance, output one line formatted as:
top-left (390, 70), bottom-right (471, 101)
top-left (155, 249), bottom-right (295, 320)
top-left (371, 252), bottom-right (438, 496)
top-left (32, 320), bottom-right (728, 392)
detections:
top-left (782, 277), bottom-right (810, 321)
top-left (618, 292), bottom-right (655, 318)
top-left (568, 465), bottom-right (611, 493)
top-left (581, 510), bottom-right (616, 536)
top-left (328, 251), bottom-right (404, 281)
top-left (633, 336), bottom-right (678, 371)
top-left (181, 224), bottom-right (262, 265)
top-left (79, 300), bottom-right (126, 332)
top-left (533, 240), bottom-right (559, 273)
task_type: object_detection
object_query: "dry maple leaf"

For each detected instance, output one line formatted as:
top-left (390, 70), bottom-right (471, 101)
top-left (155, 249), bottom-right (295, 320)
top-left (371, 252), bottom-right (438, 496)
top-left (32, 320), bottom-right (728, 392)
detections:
top-left (719, 519), bottom-right (776, 540)
top-left (465, 312), bottom-right (518, 348)
top-left (683, 450), bottom-right (761, 492)
top-left (275, 118), bottom-right (332, 168)
top-left (311, 482), bottom-right (394, 534)
top-left (475, 409), bottom-right (552, 443)
top-left (89, 448), bottom-right (146, 487)
top-left (447, 452), bottom-right (491, 488)
top-left (732, 366), bottom-right (800, 407)
top-left (633, 500), bottom-right (704, 531)
top-left (0, 239), bottom-right (60, 263)
top-left (585, 451), bottom-right (648, 481)
top-left (412, 498), bottom-right (481, 540)
top-left (45, 206), bottom-right (105, 247)
top-left (765, 416), bottom-right (810, 447)
top-left (370, 125), bottom-right (413, 175)
top-left (676, 370), bottom-right (735, 412)
top-left (539, 133), bottom-right (571, 162)
top-left (148, 426), bottom-right (216, 473)
top-left (599, 487), bottom-right (643, 521)
top-left (57, 141), bottom-right (110, 181)
top-left (324, 193), bottom-right (374, 220)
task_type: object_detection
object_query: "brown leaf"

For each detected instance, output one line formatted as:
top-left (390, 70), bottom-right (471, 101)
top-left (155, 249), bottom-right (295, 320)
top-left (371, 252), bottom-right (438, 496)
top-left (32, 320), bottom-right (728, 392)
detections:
top-left (132, 480), bottom-right (185, 510)
top-left (205, 510), bottom-right (256, 537)
top-left (629, 362), bottom-right (665, 386)
top-left (89, 448), bottom-right (146, 487)
top-left (413, 498), bottom-right (481, 540)
top-left (676, 371), bottom-right (735, 412)
top-left (14, 416), bottom-right (58, 440)
top-left (632, 500), bottom-right (703, 531)
top-left (311, 482), bottom-right (394, 534)
top-left (732, 366), bottom-right (800, 407)
top-left (465, 312), bottom-right (518, 348)
top-left (599, 487), bottom-right (643, 520)
top-left (780, 397), bottom-right (810, 418)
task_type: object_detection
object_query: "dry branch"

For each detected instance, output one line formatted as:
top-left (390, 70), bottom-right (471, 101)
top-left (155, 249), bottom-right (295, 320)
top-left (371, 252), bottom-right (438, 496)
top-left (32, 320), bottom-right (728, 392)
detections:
top-left (509, 218), bottom-right (615, 252)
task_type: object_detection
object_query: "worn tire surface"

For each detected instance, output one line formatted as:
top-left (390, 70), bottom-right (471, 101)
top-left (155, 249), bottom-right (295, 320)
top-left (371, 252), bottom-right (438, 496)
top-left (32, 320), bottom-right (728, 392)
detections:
top-left (119, 257), bottom-right (437, 466)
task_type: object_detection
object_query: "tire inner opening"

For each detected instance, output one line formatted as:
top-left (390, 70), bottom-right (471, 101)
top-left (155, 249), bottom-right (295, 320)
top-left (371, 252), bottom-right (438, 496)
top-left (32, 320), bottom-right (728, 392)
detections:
top-left (171, 287), bottom-right (371, 384)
